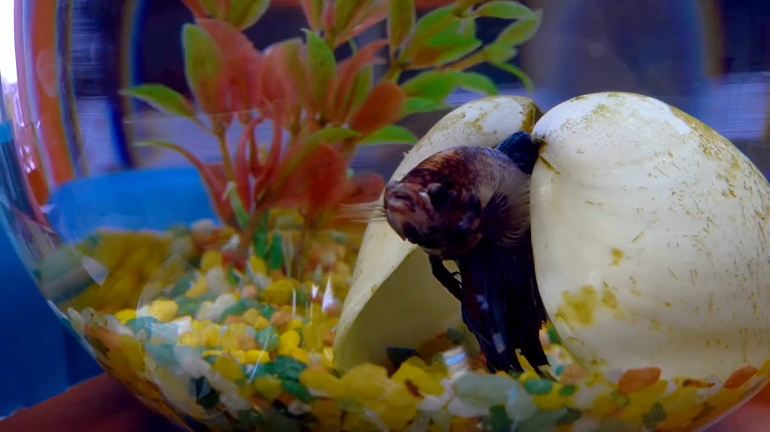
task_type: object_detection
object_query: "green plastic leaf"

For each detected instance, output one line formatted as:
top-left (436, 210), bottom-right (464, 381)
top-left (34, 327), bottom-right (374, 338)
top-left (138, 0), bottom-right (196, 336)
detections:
top-left (229, 0), bottom-right (270, 30)
top-left (224, 183), bottom-right (249, 228)
top-left (484, 43), bottom-right (518, 63)
top-left (388, 0), bottom-right (416, 51)
top-left (401, 70), bottom-right (460, 102)
top-left (182, 24), bottom-right (226, 115)
top-left (412, 37), bottom-right (481, 68)
top-left (349, 64), bottom-right (373, 114)
top-left (401, 97), bottom-right (450, 116)
top-left (358, 125), bottom-right (418, 146)
top-left (268, 232), bottom-right (284, 271)
top-left (303, 29), bottom-right (337, 109)
top-left (120, 84), bottom-right (197, 120)
top-left (492, 61), bottom-right (534, 93)
top-left (305, 127), bottom-right (361, 146)
top-left (495, 12), bottom-right (542, 47)
top-left (333, 0), bottom-right (361, 34)
top-left (475, 1), bottom-right (536, 19)
top-left (455, 72), bottom-right (498, 96)
top-left (252, 212), bottom-right (270, 259)
top-left (401, 6), bottom-right (456, 58)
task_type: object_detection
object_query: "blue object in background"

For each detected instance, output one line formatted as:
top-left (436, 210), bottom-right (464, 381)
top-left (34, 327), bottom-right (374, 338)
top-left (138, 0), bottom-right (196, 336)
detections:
top-left (0, 227), bottom-right (102, 417)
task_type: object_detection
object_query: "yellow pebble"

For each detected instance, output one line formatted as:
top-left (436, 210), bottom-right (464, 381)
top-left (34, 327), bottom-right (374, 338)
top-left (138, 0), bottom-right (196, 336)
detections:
top-left (245, 350), bottom-right (271, 365)
top-left (230, 350), bottom-right (248, 364)
top-left (248, 255), bottom-right (268, 275)
top-left (302, 322), bottom-right (325, 352)
top-left (185, 277), bottom-right (208, 298)
top-left (147, 300), bottom-right (179, 322)
top-left (391, 362), bottom-right (444, 396)
top-left (299, 369), bottom-right (343, 397)
top-left (322, 347), bottom-right (335, 369)
top-left (212, 355), bottom-right (245, 382)
top-left (289, 348), bottom-right (310, 364)
top-left (278, 330), bottom-right (301, 355)
top-left (200, 250), bottom-right (223, 272)
top-left (178, 332), bottom-right (201, 347)
top-left (289, 319), bottom-right (303, 330)
top-left (202, 349), bottom-right (223, 357)
top-left (253, 376), bottom-right (283, 400)
top-left (202, 324), bottom-right (222, 347)
top-left (340, 364), bottom-right (390, 400)
top-left (254, 316), bottom-right (270, 330)
top-left (114, 309), bottom-right (136, 324)
top-left (242, 308), bottom-right (260, 326)
top-left (262, 279), bottom-right (296, 305)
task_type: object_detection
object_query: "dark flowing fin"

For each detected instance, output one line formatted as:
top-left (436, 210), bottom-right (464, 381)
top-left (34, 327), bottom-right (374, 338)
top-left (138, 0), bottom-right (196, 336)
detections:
top-left (494, 131), bottom-right (542, 175)
top-left (457, 234), bottom-right (549, 375)
top-left (429, 255), bottom-right (462, 301)
top-left (480, 173), bottom-right (530, 248)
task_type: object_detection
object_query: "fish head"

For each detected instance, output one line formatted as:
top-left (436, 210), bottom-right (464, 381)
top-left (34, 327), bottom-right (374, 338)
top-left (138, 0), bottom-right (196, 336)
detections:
top-left (384, 179), bottom-right (483, 258)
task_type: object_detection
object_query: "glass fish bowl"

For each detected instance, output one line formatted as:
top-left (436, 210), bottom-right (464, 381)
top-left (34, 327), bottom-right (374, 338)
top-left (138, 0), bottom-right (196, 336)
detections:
top-left (2, 1), bottom-right (770, 431)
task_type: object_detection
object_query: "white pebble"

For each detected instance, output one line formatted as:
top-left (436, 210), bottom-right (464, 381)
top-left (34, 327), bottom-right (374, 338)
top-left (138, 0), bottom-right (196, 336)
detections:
top-left (169, 236), bottom-right (193, 257)
top-left (572, 417), bottom-right (601, 432)
top-left (696, 376), bottom-right (723, 400)
top-left (419, 378), bottom-right (453, 411)
top-left (191, 219), bottom-right (216, 236)
top-left (205, 369), bottom-right (239, 394)
top-left (505, 390), bottom-right (537, 421)
top-left (572, 382), bottom-right (611, 410)
top-left (175, 347), bottom-right (210, 378)
top-left (430, 411), bottom-right (452, 432)
top-left (195, 301), bottom-right (216, 321)
top-left (206, 267), bottom-right (229, 295)
top-left (287, 400), bottom-right (312, 416)
top-left (447, 398), bottom-right (488, 418)
top-left (405, 411), bottom-right (431, 432)
top-left (210, 294), bottom-right (237, 316)
top-left (136, 305), bottom-right (150, 318)
top-left (172, 316), bottom-right (192, 335)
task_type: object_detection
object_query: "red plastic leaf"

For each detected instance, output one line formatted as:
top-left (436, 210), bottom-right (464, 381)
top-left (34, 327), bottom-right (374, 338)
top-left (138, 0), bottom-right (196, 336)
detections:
top-left (182, 24), bottom-right (228, 116)
top-left (181, 0), bottom-right (209, 18)
top-left (321, 0), bottom-right (335, 31)
top-left (299, 0), bottom-right (323, 29)
top-left (330, 40), bottom-right (387, 120)
top-left (276, 143), bottom-right (348, 212)
top-left (234, 116), bottom-right (264, 209)
top-left (348, 80), bottom-right (406, 135)
top-left (340, 172), bottom-right (386, 205)
top-left (197, 19), bottom-right (263, 115)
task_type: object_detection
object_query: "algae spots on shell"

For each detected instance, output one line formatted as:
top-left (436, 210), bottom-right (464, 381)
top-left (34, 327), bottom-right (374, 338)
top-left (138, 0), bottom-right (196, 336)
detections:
top-left (611, 248), bottom-right (624, 266)
top-left (556, 285), bottom-right (598, 327)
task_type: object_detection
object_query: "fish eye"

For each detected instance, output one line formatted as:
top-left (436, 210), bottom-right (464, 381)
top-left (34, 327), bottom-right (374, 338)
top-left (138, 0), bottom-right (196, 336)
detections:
top-left (426, 183), bottom-right (452, 210)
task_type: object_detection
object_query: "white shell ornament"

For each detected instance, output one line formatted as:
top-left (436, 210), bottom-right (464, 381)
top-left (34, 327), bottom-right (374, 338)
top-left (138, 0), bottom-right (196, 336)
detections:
top-left (529, 91), bottom-right (770, 381)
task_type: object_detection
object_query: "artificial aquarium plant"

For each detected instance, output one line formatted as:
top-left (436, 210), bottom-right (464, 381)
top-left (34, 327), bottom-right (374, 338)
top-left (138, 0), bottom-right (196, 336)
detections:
top-left (120, 0), bottom-right (541, 273)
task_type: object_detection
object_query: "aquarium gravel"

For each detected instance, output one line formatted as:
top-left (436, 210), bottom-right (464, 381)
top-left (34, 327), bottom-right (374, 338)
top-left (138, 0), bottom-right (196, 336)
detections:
top-left (48, 220), bottom-right (770, 432)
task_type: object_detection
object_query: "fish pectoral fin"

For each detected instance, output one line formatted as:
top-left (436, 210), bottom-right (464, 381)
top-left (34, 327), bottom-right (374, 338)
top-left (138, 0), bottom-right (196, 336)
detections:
top-left (429, 255), bottom-right (463, 300)
top-left (494, 131), bottom-right (541, 175)
top-left (480, 174), bottom-right (530, 248)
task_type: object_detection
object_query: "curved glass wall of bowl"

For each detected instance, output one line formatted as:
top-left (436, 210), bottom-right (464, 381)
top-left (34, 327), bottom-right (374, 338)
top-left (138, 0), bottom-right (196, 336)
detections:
top-left (1, 0), bottom-right (770, 431)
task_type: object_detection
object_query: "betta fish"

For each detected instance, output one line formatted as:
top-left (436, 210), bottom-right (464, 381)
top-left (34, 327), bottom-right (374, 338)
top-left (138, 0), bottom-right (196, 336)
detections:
top-left (382, 131), bottom-right (549, 375)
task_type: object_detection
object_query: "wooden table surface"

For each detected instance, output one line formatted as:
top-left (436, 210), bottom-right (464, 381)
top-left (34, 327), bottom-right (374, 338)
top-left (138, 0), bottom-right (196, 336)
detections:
top-left (0, 374), bottom-right (768, 431)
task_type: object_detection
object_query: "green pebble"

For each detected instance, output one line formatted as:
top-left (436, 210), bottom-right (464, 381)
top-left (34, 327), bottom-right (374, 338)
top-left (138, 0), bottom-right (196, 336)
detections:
top-left (248, 361), bottom-right (275, 382)
top-left (453, 373), bottom-right (516, 408)
top-left (557, 408), bottom-right (582, 425)
top-left (547, 327), bottom-right (561, 344)
top-left (257, 304), bottom-right (276, 320)
top-left (558, 384), bottom-right (577, 396)
top-left (145, 343), bottom-right (177, 367)
top-left (226, 269), bottom-right (240, 285)
top-left (446, 327), bottom-right (466, 344)
top-left (294, 290), bottom-right (310, 306)
top-left (126, 316), bottom-right (158, 335)
top-left (282, 380), bottom-right (314, 403)
top-left (518, 408), bottom-right (567, 432)
top-left (522, 379), bottom-right (553, 395)
top-left (191, 377), bottom-right (220, 410)
top-left (267, 233), bottom-right (284, 271)
top-left (175, 296), bottom-right (202, 316)
top-left (386, 347), bottom-right (421, 368)
top-left (642, 402), bottom-right (666, 430)
top-left (255, 326), bottom-right (280, 352)
top-left (222, 298), bottom-right (260, 319)
top-left (169, 273), bottom-right (196, 298)
top-left (273, 355), bottom-right (307, 382)
top-left (482, 405), bottom-right (511, 432)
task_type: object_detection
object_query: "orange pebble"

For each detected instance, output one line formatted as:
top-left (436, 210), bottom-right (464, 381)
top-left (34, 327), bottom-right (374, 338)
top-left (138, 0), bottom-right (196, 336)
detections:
top-left (241, 285), bottom-right (258, 299)
top-left (323, 331), bottom-right (335, 346)
top-left (237, 334), bottom-right (258, 351)
top-left (560, 364), bottom-right (586, 385)
top-left (268, 270), bottom-right (284, 281)
top-left (224, 315), bottom-right (246, 325)
top-left (270, 310), bottom-right (292, 329)
top-left (723, 365), bottom-right (758, 390)
top-left (617, 366), bottom-right (662, 394)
